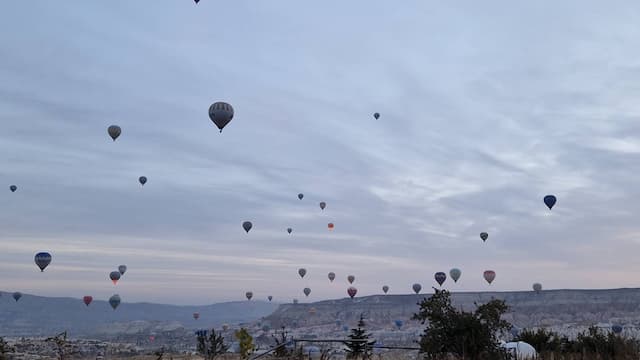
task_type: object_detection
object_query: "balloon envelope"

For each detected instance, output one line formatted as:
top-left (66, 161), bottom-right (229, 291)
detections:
top-left (480, 232), bottom-right (488, 242)
top-left (109, 294), bottom-right (121, 310)
top-left (412, 283), bottom-right (422, 294)
top-left (303, 287), bottom-right (311, 297)
top-left (138, 176), bottom-right (147, 186)
top-left (193, 312), bottom-right (200, 320)
top-left (110, 271), bottom-right (121, 285)
top-left (118, 265), bottom-right (127, 275)
top-left (382, 285), bottom-right (389, 294)
top-left (450, 268), bottom-right (462, 283)
top-left (34, 252), bottom-right (52, 272)
top-left (374, 112), bottom-right (380, 120)
top-left (108, 125), bottom-right (121, 141)
top-left (83, 296), bottom-right (93, 306)
top-left (533, 283), bottom-right (542, 293)
top-left (544, 195), bottom-right (557, 209)
top-left (612, 325), bottom-right (623, 334)
top-left (242, 221), bottom-right (253, 233)
top-left (483, 270), bottom-right (496, 284)
top-left (319, 202), bottom-right (326, 210)
top-left (394, 319), bottom-right (403, 329)
top-left (245, 291), bottom-right (253, 300)
top-left (298, 193), bottom-right (304, 200)
top-left (287, 228), bottom-right (292, 234)
top-left (268, 295), bottom-right (273, 302)
top-left (328, 272), bottom-right (335, 282)
top-left (298, 268), bottom-right (307, 278)
top-left (9, 185), bottom-right (17, 192)
top-left (347, 275), bottom-right (355, 284)
top-left (328, 223), bottom-right (334, 230)
top-left (13, 292), bottom-right (22, 302)
top-left (434, 272), bottom-right (447, 286)
top-left (208, 102), bottom-right (234, 132)
top-left (347, 287), bottom-right (357, 299)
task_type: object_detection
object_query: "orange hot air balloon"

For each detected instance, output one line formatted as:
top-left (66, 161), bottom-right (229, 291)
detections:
top-left (328, 223), bottom-right (334, 230)
top-left (83, 296), bottom-right (93, 306)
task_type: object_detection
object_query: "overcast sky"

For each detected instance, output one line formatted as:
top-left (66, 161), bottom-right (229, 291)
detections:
top-left (2, 1), bottom-right (640, 305)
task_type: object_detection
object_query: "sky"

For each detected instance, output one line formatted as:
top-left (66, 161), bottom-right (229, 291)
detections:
top-left (2, 1), bottom-right (640, 305)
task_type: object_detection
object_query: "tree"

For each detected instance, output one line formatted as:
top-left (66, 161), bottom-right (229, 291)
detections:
top-left (272, 326), bottom-right (293, 358)
top-left (343, 314), bottom-right (376, 359)
top-left (196, 329), bottom-right (229, 360)
top-left (0, 337), bottom-right (15, 360)
top-left (234, 328), bottom-right (255, 359)
top-left (413, 288), bottom-right (511, 360)
top-left (45, 331), bottom-right (72, 360)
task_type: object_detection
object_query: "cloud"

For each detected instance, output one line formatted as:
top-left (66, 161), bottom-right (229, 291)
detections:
top-left (2, 0), bottom-right (640, 305)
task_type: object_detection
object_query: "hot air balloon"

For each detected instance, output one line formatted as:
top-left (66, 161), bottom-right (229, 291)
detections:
top-left (533, 283), bottom-right (542, 293)
top-left (303, 287), bottom-right (311, 297)
top-left (483, 270), bottom-right (496, 284)
top-left (412, 283), bottom-right (422, 294)
top-left (293, 299), bottom-right (299, 304)
top-left (108, 125), bottom-right (121, 141)
top-left (9, 185), bottom-right (17, 192)
top-left (149, 336), bottom-right (155, 342)
top-left (138, 176), bottom-right (147, 186)
top-left (109, 294), bottom-right (121, 310)
top-left (319, 202), bottom-right (326, 210)
top-left (287, 228), bottom-right (292, 234)
top-left (347, 275), bottom-right (355, 284)
top-left (13, 292), bottom-right (22, 302)
top-left (245, 291), bottom-right (253, 300)
top-left (83, 296), bottom-right (93, 306)
top-left (544, 195), bottom-right (557, 210)
top-left (242, 221), bottom-right (252, 233)
top-left (208, 102), bottom-right (234, 133)
top-left (34, 252), bottom-right (52, 272)
top-left (480, 232), bottom-right (488, 242)
top-left (194, 0), bottom-right (200, 3)
top-left (450, 268), bottom-right (461, 283)
top-left (612, 325), bottom-right (623, 334)
top-left (308, 307), bottom-right (316, 315)
top-left (328, 272), bottom-right (335, 282)
top-left (110, 271), bottom-right (121, 285)
top-left (298, 193), bottom-right (304, 200)
top-left (298, 268), bottom-right (307, 278)
top-left (268, 295), bottom-right (273, 302)
top-left (347, 287), bottom-right (357, 299)
top-left (394, 320), bottom-right (403, 329)
top-left (328, 223), bottom-right (334, 230)
top-left (434, 272), bottom-right (446, 286)
top-left (382, 285), bottom-right (389, 294)
top-left (222, 324), bottom-right (229, 331)
top-left (118, 265), bottom-right (127, 275)
top-left (374, 112), bottom-right (380, 120)
top-left (193, 312), bottom-right (200, 320)
top-left (343, 325), bottom-right (349, 332)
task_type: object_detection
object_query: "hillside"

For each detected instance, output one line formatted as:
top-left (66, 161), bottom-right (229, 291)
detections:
top-left (0, 291), bottom-right (278, 337)
top-left (264, 288), bottom-right (640, 331)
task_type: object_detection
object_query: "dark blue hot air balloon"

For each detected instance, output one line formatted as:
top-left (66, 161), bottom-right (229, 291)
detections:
top-left (435, 272), bottom-right (447, 286)
top-left (544, 195), bottom-right (557, 210)
top-left (9, 185), bottom-right (17, 193)
top-left (394, 319), bottom-right (403, 329)
top-left (13, 292), bottom-right (22, 302)
top-left (34, 252), bottom-right (52, 272)
top-left (612, 325), bottom-right (623, 334)
top-left (109, 294), bottom-right (121, 310)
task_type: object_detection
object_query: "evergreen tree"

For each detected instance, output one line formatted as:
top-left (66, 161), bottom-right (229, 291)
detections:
top-left (196, 328), bottom-right (229, 360)
top-left (343, 315), bottom-right (376, 359)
